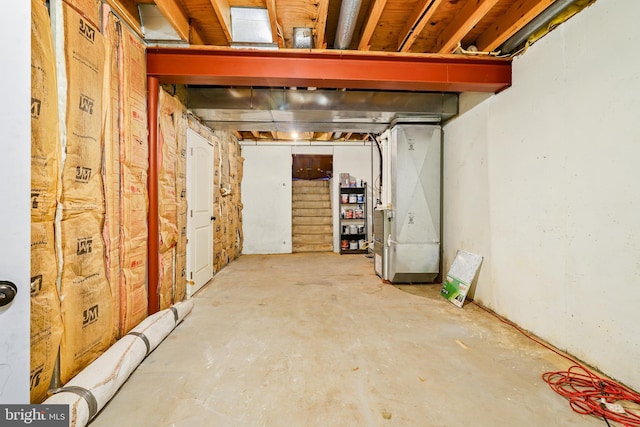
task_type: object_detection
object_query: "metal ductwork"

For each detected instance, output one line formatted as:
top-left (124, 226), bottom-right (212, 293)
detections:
top-left (187, 88), bottom-right (458, 133)
top-left (500, 0), bottom-right (577, 54)
top-left (334, 0), bottom-right (363, 49)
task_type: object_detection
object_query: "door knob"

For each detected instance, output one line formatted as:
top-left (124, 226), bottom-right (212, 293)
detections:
top-left (0, 281), bottom-right (17, 307)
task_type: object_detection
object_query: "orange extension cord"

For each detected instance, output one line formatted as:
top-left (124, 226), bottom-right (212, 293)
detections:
top-left (470, 301), bottom-right (640, 427)
top-left (543, 365), bottom-right (640, 427)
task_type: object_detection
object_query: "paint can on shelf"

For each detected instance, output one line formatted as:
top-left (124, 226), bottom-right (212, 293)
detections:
top-left (358, 239), bottom-right (366, 249)
top-left (349, 240), bottom-right (358, 250)
top-left (341, 240), bottom-right (349, 250)
top-left (348, 194), bottom-right (357, 203)
top-left (340, 194), bottom-right (348, 204)
top-left (342, 225), bottom-right (349, 234)
top-left (349, 224), bottom-right (358, 234)
top-left (357, 225), bottom-right (365, 234)
top-left (345, 209), bottom-right (354, 218)
top-left (354, 209), bottom-right (364, 219)
top-left (357, 194), bottom-right (364, 203)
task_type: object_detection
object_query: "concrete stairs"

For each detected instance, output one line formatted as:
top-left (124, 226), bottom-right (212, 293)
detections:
top-left (292, 180), bottom-right (333, 252)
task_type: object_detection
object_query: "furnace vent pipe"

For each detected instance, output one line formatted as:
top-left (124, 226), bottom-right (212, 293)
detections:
top-left (334, 0), bottom-right (363, 49)
top-left (44, 300), bottom-right (194, 427)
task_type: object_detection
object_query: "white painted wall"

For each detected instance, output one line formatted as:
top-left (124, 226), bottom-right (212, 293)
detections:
top-left (241, 145), bottom-right (293, 254)
top-left (0, 1), bottom-right (31, 403)
top-left (443, 0), bottom-right (640, 390)
top-left (241, 142), bottom-right (379, 254)
top-left (332, 143), bottom-right (379, 252)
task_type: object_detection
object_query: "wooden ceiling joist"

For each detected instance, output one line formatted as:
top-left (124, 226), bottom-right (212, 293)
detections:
top-left (209, 0), bottom-right (232, 43)
top-left (475, 0), bottom-right (555, 52)
top-left (105, 0), bottom-right (144, 38)
top-left (314, 0), bottom-right (330, 49)
top-left (154, 0), bottom-right (205, 44)
top-left (358, 0), bottom-right (388, 51)
top-left (434, 0), bottom-right (500, 54)
top-left (265, 0), bottom-right (284, 47)
top-left (397, 0), bottom-right (443, 53)
top-left (189, 24), bottom-right (206, 45)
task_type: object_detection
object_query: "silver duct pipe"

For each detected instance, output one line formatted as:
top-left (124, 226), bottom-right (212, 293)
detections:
top-left (500, 0), bottom-right (577, 54)
top-left (334, 0), bottom-right (363, 49)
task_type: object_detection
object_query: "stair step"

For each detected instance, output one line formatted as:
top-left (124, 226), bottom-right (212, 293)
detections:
top-left (293, 216), bottom-right (332, 225)
top-left (292, 208), bottom-right (332, 217)
top-left (292, 187), bottom-right (330, 195)
top-left (292, 193), bottom-right (331, 202)
top-left (293, 234), bottom-right (333, 245)
top-left (292, 200), bottom-right (331, 209)
top-left (292, 224), bottom-right (333, 235)
top-left (292, 180), bottom-right (329, 187)
top-left (293, 243), bottom-right (333, 253)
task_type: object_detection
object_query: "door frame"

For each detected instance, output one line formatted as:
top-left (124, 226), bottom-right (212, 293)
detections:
top-left (0, 0), bottom-right (30, 403)
top-left (186, 128), bottom-right (214, 296)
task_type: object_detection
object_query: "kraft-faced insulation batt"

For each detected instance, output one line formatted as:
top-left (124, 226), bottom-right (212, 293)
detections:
top-left (30, 0), bottom-right (63, 403)
top-left (119, 25), bottom-right (148, 334)
top-left (102, 9), bottom-right (123, 341)
top-left (59, 3), bottom-right (113, 385)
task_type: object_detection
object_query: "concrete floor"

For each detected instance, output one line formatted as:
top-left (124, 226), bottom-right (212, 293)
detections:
top-left (90, 253), bottom-right (602, 427)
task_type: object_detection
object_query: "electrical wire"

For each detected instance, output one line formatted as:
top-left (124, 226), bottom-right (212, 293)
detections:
top-left (470, 301), bottom-right (640, 426)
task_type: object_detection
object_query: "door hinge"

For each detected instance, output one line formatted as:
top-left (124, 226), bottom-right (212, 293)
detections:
top-left (190, 210), bottom-right (193, 217)
top-left (190, 272), bottom-right (193, 280)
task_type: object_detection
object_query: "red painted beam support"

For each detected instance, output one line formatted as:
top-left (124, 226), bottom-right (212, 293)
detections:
top-left (147, 47), bottom-right (511, 93)
top-left (147, 76), bottom-right (160, 315)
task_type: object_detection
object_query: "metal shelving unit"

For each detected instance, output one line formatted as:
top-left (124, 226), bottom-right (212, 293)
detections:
top-left (339, 184), bottom-right (367, 254)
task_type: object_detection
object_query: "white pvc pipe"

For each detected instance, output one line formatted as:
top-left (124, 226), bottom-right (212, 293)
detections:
top-left (44, 299), bottom-right (194, 427)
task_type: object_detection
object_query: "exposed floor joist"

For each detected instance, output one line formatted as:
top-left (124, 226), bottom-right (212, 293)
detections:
top-left (358, 0), bottom-right (388, 50)
top-left (476, 0), bottom-right (555, 52)
top-left (434, 0), bottom-right (500, 54)
top-left (154, 0), bottom-right (205, 44)
top-left (398, 0), bottom-right (443, 53)
top-left (209, 0), bottom-right (232, 43)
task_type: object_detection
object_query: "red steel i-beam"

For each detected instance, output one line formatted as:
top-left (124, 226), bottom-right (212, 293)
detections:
top-left (147, 76), bottom-right (160, 315)
top-left (146, 47), bottom-right (512, 93)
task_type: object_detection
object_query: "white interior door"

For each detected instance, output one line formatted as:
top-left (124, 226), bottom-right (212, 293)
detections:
top-left (186, 129), bottom-right (214, 296)
top-left (0, 0), bottom-right (30, 403)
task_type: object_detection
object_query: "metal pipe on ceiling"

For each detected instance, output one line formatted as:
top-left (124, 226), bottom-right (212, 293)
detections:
top-left (500, 0), bottom-right (578, 54)
top-left (334, 0), bottom-right (363, 49)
